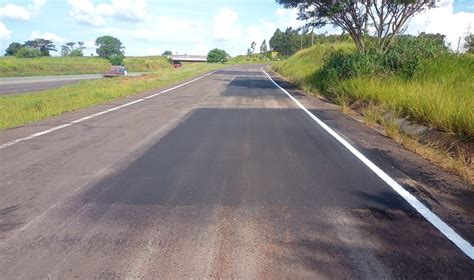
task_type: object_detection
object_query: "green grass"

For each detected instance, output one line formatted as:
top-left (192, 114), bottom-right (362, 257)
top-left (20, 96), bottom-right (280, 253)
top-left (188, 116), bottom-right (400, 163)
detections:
top-left (0, 63), bottom-right (226, 130)
top-left (272, 44), bottom-right (474, 139)
top-left (0, 56), bottom-right (111, 77)
top-left (0, 56), bottom-right (172, 77)
top-left (123, 56), bottom-right (171, 72)
top-left (272, 42), bottom-right (354, 86)
top-left (338, 55), bottom-right (474, 139)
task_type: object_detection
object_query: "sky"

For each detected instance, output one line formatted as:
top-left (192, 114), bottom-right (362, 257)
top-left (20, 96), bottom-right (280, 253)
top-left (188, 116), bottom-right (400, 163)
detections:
top-left (0, 0), bottom-right (473, 56)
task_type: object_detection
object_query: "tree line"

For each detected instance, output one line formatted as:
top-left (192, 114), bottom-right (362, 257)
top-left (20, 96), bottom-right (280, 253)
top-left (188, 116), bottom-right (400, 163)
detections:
top-left (4, 35), bottom-right (127, 65)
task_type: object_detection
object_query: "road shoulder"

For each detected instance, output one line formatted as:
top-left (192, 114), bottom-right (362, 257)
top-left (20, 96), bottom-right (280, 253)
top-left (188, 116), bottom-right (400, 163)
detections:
top-left (264, 67), bottom-right (474, 245)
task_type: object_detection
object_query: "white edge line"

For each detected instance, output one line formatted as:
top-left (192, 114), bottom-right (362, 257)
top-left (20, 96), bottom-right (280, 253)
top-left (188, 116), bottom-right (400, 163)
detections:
top-left (0, 71), bottom-right (215, 150)
top-left (261, 68), bottom-right (474, 260)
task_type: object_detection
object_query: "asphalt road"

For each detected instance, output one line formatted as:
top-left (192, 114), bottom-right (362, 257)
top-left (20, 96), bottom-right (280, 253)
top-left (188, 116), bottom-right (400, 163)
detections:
top-left (0, 73), bottom-right (143, 95)
top-left (0, 65), bottom-right (472, 278)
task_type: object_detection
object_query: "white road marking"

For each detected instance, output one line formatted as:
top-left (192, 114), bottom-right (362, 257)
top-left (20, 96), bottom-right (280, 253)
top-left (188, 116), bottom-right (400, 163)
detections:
top-left (0, 72), bottom-right (214, 150)
top-left (262, 69), bottom-right (474, 260)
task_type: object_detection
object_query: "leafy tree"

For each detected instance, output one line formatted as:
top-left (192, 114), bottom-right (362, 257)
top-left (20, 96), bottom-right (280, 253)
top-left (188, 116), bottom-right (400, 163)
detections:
top-left (260, 40), bottom-right (268, 53)
top-left (162, 50), bottom-right (172, 56)
top-left (276, 0), bottom-right (436, 52)
top-left (95, 36), bottom-right (125, 60)
top-left (61, 41), bottom-right (84, 57)
top-left (5, 42), bottom-right (23, 56)
top-left (24, 39), bottom-right (57, 56)
top-left (250, 41), bottom-right (256, 54)
top-left (464, 34), bottom-right (474, 53)
top-left (15, 47), bottom-right (43, 58)
top-left (61, 45), bottom-right (71, 56)
top-left (69, 49), bottom-right (84, 57)
top-left (109, 54), bottom-right (124, 65)
top-left (207, 48), bottom-right (228, 63)
top-left (269, 27), bottom-right (300, 56)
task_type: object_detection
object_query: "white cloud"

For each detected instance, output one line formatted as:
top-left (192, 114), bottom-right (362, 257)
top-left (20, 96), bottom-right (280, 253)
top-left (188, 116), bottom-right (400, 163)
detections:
top-left (213, 8), bottom-right (241, 41)
top-left (407, 0), bottom-right (474, 50)
top-left (30, 31), bottom-right (65, 43)
top-left (67, 0), bottom-right (147, 26)
top-left (134, 16), bottom-right (205, 43)
top-left (0, 0), bottom-right (45, 21)
top-left (0, 21), bottom-right (12, 40)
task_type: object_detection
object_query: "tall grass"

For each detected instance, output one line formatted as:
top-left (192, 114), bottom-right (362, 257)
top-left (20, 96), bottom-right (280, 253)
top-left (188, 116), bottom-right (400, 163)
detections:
top-left (123, 56), bottom-right (171, 72)
top-left (272, 43), bottom-right (474, 140)
top-left (0, 56), bottom-right (172, 77)
top-left (337, 55), bottom-right (474, 139)
top-left (0, 63), bottom-right (225, 129)
top-left (0, 56), bottom-right (110, 77)
top-left (273, 42), bottom-right (354, 86)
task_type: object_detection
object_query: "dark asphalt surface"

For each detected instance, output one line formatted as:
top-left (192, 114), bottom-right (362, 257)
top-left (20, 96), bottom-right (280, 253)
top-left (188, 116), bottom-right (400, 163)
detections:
top-left (0, 65), bottom-right (472, 278)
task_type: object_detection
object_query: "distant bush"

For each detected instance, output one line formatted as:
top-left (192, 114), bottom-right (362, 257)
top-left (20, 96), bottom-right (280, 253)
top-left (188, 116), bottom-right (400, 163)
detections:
top-left (15, 47), bottom-right (43, 58)
top-left (207, 48), bottom-right (229, 63)
top-left (109, 54), bottom-right (124, 66)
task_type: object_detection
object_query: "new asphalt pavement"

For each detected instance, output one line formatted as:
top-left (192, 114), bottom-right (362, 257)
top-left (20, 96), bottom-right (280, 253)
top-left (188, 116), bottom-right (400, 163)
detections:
top-left (0, 65), bottom-right (472, 278)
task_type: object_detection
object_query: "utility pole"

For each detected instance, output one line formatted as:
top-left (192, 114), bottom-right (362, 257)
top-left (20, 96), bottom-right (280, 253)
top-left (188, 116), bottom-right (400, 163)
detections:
top-left (457, 37), bottom-right (462, 53)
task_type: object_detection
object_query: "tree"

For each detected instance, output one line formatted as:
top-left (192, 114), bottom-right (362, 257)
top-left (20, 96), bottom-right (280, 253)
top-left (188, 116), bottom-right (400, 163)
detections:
top-left (260, 40), bottom-right (268, 53)
top-left (464, 34), bottom-right (474, 53)
top-left (95, 36), bottom-right (125, 60)
top-left (269, 27), bottom-right (300, 56)
top-left (109, 54), bottom-right (124, 65)
top-left (69, 49), bottom-right (84, 57)
top-left (24, 39), bottom-right (56, 56)
top-left (15, 47), bottom-right (43, 58)
top-left (207, 48), bottom-right (228, 63)
top-left (5, 42), bottom-right (22, 56)
top-left (162, 50), bottom-right (172, 56)
top-left (250, 41), bottom-right (257, 54)
top-left (61, 45), bottom-right (71, 56)
top-left (61, 41), bottom-right (84, 57)
top-left (276, 0), bottom-right (436, 53)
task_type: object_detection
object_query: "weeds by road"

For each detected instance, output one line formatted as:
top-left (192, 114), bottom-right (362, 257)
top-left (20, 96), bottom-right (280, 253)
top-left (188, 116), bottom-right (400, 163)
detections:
top-left (273, 41), bottom-right (473, 183)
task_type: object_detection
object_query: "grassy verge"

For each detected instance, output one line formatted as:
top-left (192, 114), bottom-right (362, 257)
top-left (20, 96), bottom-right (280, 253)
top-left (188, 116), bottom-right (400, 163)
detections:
top-left (0, 56), bottom-right (172, 77)
top-left (123, 56), bottom-right (171, 72)
top-left (273, 45), bottom-right (473, 140)
top-left (273, 44), bottom-right (473, 184)
top-left (0, 56), bottom-right (110, 77)
top-left (337, 55), bottom-right (474, 140)
top-left (0, 63), bottom-right (226, 130)
top-left (272, 42), bottom-right (354, 85)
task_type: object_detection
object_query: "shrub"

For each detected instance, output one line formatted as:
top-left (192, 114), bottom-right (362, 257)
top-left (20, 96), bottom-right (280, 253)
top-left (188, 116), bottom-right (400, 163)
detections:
top-left (315, 34), bottom-right (450, 91)
top-left (109, 54), bottom-right (124, 66)
top-left (15, 47), bottom-right (43, 58)
top-left (207, 48), bottom-right (228, 63)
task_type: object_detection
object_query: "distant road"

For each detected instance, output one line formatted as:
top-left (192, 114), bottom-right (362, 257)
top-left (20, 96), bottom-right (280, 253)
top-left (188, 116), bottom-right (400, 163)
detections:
top-left (0, 73), bottom-right (143, 95)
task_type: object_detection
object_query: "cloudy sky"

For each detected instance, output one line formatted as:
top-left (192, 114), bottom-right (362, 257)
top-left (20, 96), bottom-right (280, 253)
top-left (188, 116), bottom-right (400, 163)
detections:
top-left (0, 0), bottom-right (473, 56)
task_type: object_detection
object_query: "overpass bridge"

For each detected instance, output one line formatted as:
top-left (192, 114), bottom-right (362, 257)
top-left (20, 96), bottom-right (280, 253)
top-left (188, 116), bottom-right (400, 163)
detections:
top-left (170, 55), bottom-right (207, 64)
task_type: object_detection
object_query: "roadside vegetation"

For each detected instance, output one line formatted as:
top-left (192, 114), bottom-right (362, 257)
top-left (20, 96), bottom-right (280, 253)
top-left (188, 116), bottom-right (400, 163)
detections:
top-left (0, 56), bottom-right (173, 77)
top-left (0, 63), bottom-right (226, 130)
top-left (274, 35), bottom-right (473, 141)
top-left (273, 36), bottom-right (473, 182)
top-left (272, 0), bottom-right (473, 183)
